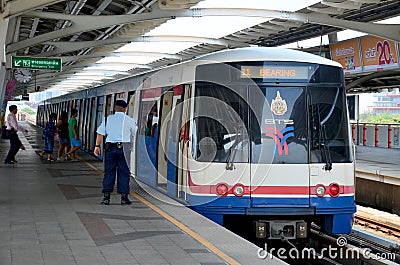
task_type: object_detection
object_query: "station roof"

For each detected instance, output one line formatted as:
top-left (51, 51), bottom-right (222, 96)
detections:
top-left (2, 0), bottom-right (400, 95)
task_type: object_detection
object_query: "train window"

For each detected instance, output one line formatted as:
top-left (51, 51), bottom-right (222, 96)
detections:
top-left (308, 86), bottom-right (352, 163)
top-left (105, 95), bottom-right (112, 116)
top-left (139, 101), bottom-right (158, 137)
top-left (96, 96), bottom-right (104, 129)
top-left (193, 83), bottom-right (249, 163)
top-left (249, 86), bottom-right (308, 164)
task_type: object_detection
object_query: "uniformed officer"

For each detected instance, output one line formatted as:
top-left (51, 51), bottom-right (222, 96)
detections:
top-left (94, 99), bottom-right (138, 205)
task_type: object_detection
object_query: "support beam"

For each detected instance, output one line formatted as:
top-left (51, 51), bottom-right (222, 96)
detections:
top-left (37, 36), bottom-right (243, 57)
top-left (0, 17), bottom-right (9, 126)
top-left (289, 11), bottom-right (400, 42)
top-left (346, 71), bottom-right (396, 90)
top-left (7, 6), bottom-right (400, 54)
top-left (321, 1), bottom-right (362, 10)
top-left (2, 0), bottom-right (64, 18)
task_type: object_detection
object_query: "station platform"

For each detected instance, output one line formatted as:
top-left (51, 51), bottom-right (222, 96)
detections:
top-left (0, 122), bottom-right (286, 265)
top-left (355, 145), bottom-right (400, 214)
top-left (355, 145), bottom-right (400, 185)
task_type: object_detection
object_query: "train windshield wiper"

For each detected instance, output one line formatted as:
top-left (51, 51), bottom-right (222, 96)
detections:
top-left (318, 88), bottom-right (339, 171)
top-left (320, 124), bottom-right (332, 171)
top-left (225, 127), bottom-right (242, 170)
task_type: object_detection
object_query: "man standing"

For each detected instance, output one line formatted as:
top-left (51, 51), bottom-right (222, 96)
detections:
top-left (4, 105), bottom-right (28, 164)
top-left (94, 100), bottom-right (137, 205)
top-left (66, 109), bottom-right (80, 161)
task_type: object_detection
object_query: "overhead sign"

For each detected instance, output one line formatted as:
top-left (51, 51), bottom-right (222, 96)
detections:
top-left (359, 36), bottom-right (398, 72)
top-left (240, 66), bottom-right (310, 80)
top-left (330, 39), bottom-right (362, 75)
top-left (11, 56), bottom-right (62, 71)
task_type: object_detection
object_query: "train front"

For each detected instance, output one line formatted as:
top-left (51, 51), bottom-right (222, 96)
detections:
top-left (188, 60), bottom-right (356, 240)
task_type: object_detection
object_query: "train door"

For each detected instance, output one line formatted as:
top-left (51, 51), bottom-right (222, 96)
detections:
top-left (127, 91), bottom-right (135, 117)
top-left (78, 99), bottom-right (85, 144)
top-left (137, 88), bottom-right (161, 186)
top-left (95, 96), bottom-right (104, 159)
top-left (83, 98), bottom-right (90, 150)
top-left (88, 97), bottom-right (96, 150)
top-left (156, 88), bottom-right (173, 190)
top-left (127, 91), bottom-right (138, 176)
top-left (164, 86), bottom-right (183, 197)
top-left (177, 84), bottom-right (191, 199)
top-left (105, 95), bottom-right (112, 117)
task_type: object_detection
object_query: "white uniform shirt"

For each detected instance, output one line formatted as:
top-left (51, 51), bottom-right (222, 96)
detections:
top-left (96, 112), bottom-right (137, 147)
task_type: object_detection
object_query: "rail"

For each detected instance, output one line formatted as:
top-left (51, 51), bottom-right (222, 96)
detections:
top-left (354, 215), bottom-right (400, 240)
top-left (351, 122), bottom-right (400, 149)
top-left (19, 112), bottom-right (36, 125)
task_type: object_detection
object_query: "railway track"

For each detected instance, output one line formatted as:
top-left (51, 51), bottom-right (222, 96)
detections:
top-left (310, 228), bottom-right (400, 265)
top-left (354, 215), bottom-right (400, 239)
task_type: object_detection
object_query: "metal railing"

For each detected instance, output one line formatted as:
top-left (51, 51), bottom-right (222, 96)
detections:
top-left (351, 122), bottom-right (400, 149)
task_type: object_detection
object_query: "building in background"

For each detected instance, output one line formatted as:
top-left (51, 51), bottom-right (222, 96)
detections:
top-left (368, 88), bottom-right (400, 115)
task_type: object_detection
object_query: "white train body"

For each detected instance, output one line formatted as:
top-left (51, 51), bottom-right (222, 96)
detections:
top-left (39, 47), bottom-right (356, 239)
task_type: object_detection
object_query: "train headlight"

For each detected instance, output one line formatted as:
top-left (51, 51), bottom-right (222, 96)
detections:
top-left (315, 185), bottom-right (326, 197)
top-left (216, 183), bottom-right (228, 197)
top-left (329, 183), bottom-right (340, 197)
top-left (233, 184), bottom-right (245, 197)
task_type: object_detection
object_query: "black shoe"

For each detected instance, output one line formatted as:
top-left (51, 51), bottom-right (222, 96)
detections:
top-left (101, 193), bottom-right (110, 205)
top-left (121, 194), bottom-right (132, 205)
top-left (4, 160), bottom-right (15, 164)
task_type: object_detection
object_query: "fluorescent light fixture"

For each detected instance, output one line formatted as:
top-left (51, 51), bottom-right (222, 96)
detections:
top-left (68, 76), bottom-right (113, 80)
top-left (97, 56), bottom-right (159, 65)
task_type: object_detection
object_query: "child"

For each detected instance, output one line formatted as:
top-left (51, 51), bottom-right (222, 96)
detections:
top-left (56, 111), bottom-right (71, 161)
top-left (39, 113), bottom-right (57, 162)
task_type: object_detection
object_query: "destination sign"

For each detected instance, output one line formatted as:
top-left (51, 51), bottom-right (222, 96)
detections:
top-left (12, 56), bottom-right (62, 71)
top-left (240, 66), bottom-right (310, 80)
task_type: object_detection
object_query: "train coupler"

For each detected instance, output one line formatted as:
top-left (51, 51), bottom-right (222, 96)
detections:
top-left (254, 220), bottom-right (307, 239)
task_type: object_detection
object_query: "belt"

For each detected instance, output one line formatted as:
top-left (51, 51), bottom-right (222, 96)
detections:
top-left (107, 142), bottom-right (129, 148)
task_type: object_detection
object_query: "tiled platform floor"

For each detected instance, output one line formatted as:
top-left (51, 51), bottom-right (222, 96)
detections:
top-left (0, 122), bottom-right (285, 265)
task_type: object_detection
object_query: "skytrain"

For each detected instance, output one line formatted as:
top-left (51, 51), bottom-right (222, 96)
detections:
top-left (37, 47), bottom-right (356, 240)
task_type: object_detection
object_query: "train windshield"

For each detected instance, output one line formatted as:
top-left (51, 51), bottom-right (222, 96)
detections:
top-left (249, 86), bottom-right (308, 164)
top-left (193, 83), bottom-right (352, 164)
top-left (308, 86), bottom-right (353, 163)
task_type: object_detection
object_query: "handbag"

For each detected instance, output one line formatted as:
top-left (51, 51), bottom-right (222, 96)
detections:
top-left (1, 125), bottom-right (9, 139)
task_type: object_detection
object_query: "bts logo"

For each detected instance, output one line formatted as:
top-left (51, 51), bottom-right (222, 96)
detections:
top-left (265, 126), bottom-right (294, 155)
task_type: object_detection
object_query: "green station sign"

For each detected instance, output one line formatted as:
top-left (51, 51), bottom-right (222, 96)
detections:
top-left (12, 56), bottom-right (62, 71)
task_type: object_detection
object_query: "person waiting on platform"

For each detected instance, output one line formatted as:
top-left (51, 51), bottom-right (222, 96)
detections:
top-left (56, 111), bottom-right (71, 161)
top-left (38, 113), bottom-right (57, 162)
top-left (94, 99), bottom-right (138, 205)
top-left (4, 105), bottom-right (28, 164)
top-left (66, 109), bottom-right (80, 162)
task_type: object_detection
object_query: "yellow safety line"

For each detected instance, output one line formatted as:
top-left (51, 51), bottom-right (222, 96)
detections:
top-left (79, 155), bottom-right (240, 265)
top-left (130, 191), bottom-right (240, 265)
top-left (76, 155), bottom-right (101, 173)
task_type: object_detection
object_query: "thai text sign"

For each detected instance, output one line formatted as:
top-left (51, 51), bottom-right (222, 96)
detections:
top-left (12, 56), bottom-right (62, 71)
top-left (330, 39), bottom-right (362, 75)
top-left (359, 36), bottom-right (398, 72)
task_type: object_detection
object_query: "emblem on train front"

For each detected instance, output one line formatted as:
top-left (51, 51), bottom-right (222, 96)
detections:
top-left (271, 91), bottom-right (287, 116)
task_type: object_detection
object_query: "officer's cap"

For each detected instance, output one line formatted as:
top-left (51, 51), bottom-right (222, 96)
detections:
top-left (115, 100), bottom-right (128, 108)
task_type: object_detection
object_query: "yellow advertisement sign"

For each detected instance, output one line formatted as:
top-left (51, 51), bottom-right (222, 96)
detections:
top-left (360, 36), bottom-right (398, 72)
top-left (330, 39), bottom-right (362, 75)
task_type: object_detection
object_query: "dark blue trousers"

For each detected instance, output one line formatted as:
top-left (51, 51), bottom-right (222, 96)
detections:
top-left (102, 145), bottom-right (131, 194)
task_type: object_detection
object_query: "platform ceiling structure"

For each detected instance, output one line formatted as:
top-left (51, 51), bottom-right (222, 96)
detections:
top-left (1, 0), bottom-right (400, 97)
